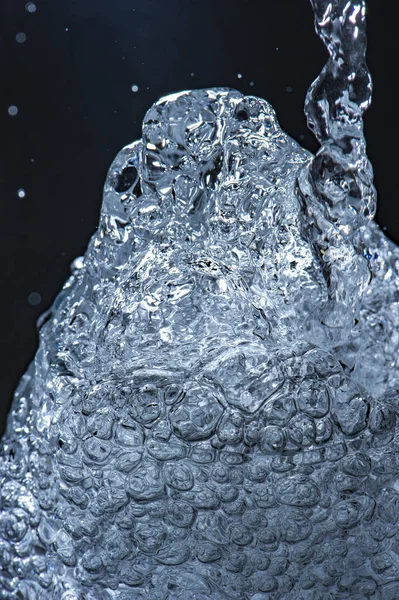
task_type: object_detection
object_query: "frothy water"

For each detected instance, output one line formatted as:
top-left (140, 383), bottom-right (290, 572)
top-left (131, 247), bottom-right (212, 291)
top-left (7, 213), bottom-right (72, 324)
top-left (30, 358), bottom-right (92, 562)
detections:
top-left (2, 2), bottom-right (399, 599)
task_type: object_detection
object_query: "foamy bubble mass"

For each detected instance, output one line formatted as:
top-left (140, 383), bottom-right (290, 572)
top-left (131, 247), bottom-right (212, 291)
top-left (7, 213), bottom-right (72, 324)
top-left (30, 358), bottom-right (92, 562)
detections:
top-left (2, 1), bottom-right (399, 599)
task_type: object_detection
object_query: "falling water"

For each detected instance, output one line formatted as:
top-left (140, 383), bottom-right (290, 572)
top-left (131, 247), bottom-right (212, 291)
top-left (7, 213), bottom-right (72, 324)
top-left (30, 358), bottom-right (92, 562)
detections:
top-left (300, 0), bottom-right (377, 333)
top-left (2, 1), bottom-right (399, 599)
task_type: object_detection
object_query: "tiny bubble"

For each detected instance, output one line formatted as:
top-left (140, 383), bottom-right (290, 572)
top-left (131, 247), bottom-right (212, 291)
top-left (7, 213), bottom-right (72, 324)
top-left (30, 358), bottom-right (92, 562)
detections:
top-left (237, 73), bottom-right (243, 79)
top-left (8, 105), bottom-right (18, 116)
top-left (17, 189), bottom-right (26, 198)
top-left (249, 81), bottom-right (255, 87)
top-left (286, 86), bottom-right (293, 93)
top-left (25, 2), bottom-right (36, 12)
top-left (190, 72), bottom-right (195, 77)
top-left (31, 158), bottom-right (35, 163)
top-left (299, 134), bottom-right (305, 140)
top-left (131, 84), bottom-right (139, 92)
top-left (276, 47), bottom-right (279, 51)
top-left (65, 28), bottom-right (69, 32)
top-left (28, 292), bottom-right (41, 306)
top-left (16, 32), bottom-right (27, 43)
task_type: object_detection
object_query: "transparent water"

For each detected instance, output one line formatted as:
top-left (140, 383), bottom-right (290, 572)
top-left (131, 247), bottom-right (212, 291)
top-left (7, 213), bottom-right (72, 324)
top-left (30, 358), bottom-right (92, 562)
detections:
top-left (2, 1), bottom-right (399, 599)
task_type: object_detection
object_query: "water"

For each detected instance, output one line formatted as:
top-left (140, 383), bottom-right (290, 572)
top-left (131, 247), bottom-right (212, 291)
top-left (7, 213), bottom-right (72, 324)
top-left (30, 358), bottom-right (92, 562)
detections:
top-left (2, 1), bottom-right (399, 599)
top-left (301, 0), bottom-right (376, 333)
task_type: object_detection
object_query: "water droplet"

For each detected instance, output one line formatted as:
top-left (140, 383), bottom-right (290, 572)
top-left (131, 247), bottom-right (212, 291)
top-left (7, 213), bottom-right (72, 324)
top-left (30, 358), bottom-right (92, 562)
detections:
top-left (286, 86), bottom-right (293, 93)
top-left (16, 33), bottom-right (27, 44)
top-left (8, 105), bottom-right (18, 116)
top-left (25, 2), bottom-right (36, 12)
top-left (249, 81), bottom-right (255, 87)
top-left (17, 188), bottom-right (26, 198)
top-left (70, 256), bottom-right (84, 271)
top-left (131, 84), bottom-right (139, 92)
top-left (237, 73), bottom-right (243, 79)
top-left (28, 292), bottom-right (41, 306)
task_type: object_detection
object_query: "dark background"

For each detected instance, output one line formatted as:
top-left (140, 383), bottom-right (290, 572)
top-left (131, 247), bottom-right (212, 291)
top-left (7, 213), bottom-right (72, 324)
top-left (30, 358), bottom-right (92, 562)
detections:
top-left (0, 0), bottom-right (396, 435)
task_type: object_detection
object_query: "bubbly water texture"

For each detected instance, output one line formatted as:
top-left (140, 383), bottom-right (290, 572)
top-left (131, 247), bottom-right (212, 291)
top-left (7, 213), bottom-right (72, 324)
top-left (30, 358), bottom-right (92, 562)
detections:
top-left (2, 1), bottom-right (399, 599)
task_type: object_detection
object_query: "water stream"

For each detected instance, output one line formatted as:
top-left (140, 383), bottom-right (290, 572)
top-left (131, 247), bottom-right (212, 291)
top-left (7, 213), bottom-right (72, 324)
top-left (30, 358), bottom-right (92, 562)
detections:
top-left (1, 1), bottom-right (399, 599)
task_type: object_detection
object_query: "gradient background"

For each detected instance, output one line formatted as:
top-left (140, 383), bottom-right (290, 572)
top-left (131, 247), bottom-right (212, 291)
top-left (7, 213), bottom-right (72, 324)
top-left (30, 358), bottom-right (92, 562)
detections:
top-left (0, 0), bottom-right (396, 435)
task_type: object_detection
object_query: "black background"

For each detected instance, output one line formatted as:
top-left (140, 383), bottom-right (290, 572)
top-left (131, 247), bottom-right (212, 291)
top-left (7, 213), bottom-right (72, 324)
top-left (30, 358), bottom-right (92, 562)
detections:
top-left (0, 0), bottom-right (396, 435)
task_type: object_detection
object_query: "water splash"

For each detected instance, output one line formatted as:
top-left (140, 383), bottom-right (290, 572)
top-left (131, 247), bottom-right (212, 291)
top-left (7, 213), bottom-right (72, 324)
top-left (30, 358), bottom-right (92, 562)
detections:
top-left (2, 1), bottom-right (399, 599)
top-left (300, 0), bottom-right (376, 332)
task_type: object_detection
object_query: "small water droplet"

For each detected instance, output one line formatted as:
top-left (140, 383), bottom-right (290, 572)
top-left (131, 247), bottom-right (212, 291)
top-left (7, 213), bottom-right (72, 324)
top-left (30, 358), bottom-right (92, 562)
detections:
top-left (25, 2), bottom-right (36, 12)
top-left (71, 256), bottom-right (85, 272)
top-left (8, 106), bottom-right (18, 116)
top-left (16, 32), bottom-right (27, 44)
top-left (249, 81), bottom-right (255, 87)
top-left (190, 72), bottom-right (195, 77)
top-left (237, 73), bottom-right (243, 79)
top-left (131, 84), bottom-right (139, 93)
top-left (28, 292), bottom-right (41, 306)
top-left (286, 86), bottom-right (293, 93)
top-left (18, 189), bottom-right (26, 198)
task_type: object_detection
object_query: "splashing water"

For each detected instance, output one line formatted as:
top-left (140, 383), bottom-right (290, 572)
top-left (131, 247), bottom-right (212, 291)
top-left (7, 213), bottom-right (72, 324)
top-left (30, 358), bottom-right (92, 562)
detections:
top-left (300, 0), bottom-right (376, 333)
top-left (2, 1), bottom-right (399, 599)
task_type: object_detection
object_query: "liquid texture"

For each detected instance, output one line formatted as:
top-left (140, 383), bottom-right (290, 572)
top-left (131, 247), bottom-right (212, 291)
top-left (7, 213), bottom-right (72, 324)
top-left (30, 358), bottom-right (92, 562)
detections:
top-left (2, 2), bottom-right (399, 599)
